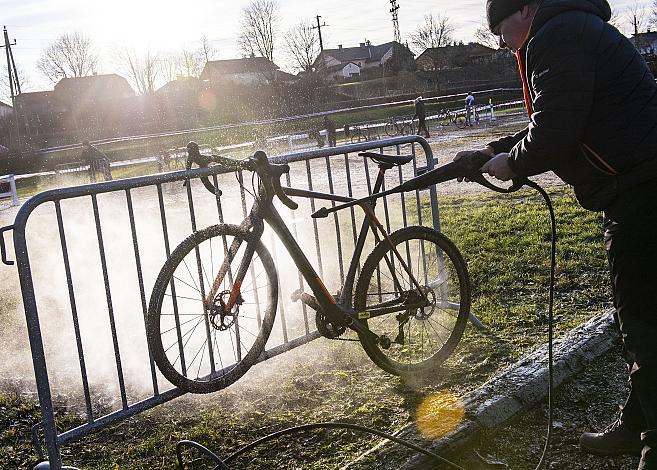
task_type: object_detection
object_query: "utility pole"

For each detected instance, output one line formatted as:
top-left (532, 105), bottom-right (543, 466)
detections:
top-left (313, 15), bottom-right (327, 51)
top-left (312, 15), bottom-right (329, 73)
top-left (2, 26), bottom-right (21, 104)
top-left (390, 0), bottom-right (401, 43)
top-left (2, 25), bottom-right (23, 149)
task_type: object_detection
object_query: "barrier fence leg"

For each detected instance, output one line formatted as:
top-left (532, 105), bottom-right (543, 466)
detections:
top-left (10, 175), bottom-right (18, 206)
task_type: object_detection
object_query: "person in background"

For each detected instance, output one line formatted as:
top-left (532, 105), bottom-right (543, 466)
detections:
top-left (324, 116), bottom-right (337, 147)
top-left (465, 92), bottom-right (475, 126)
top-left (413, 96), bottom-right (430, 138)
top-left (80, 140), bottom-right (112, 182)
top-left (456, 0), bottom-right (657, 468)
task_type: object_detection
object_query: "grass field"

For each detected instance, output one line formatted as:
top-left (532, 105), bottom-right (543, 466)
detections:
top-left (0, 184), bottom-right (611, 469)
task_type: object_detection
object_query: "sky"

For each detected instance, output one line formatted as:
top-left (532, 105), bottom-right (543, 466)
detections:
top-left (0, 0), bottom-right (646, 95)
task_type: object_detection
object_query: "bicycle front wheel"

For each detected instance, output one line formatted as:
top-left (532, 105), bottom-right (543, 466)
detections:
top-left (385, 122), bottom-right (396, 137)
top-left (353, 226), bottom-right (470, 376)
top-left (147, 224), bottom-right (278, 393)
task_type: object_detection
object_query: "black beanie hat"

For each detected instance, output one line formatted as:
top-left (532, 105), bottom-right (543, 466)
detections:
top-left (487, 0), bottom-right (532, 31)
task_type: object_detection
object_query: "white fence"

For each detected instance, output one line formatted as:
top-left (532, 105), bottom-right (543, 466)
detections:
top-left (0, 174), bottom-right (19, 206)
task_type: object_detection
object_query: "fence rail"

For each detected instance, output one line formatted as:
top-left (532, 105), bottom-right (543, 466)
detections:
top-left (3, 136), bottom-right (441, 470)
top-left (0, 174), bottom-right (19, 206)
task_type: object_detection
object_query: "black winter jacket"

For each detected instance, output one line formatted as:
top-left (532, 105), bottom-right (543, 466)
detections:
top-left (487, 0), bottom-right (657, 211)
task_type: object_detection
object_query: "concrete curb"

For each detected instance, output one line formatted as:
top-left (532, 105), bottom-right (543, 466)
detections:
top-left (344, 309), bottom-right (618, 469)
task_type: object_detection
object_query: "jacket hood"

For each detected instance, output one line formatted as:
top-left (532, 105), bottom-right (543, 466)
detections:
top-left (530, 0), bottom-right (612, 36)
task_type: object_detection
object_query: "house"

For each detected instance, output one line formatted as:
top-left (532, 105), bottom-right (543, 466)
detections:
top-left (631, 31), bottom-right (657, 55)
top-left (200, 57), bottom-right (282, 85)
top-left (313, 41), bottom-right (414, 81)
top-left (325, 62), bottom-right (361, 79)
top-left (54, 74), bottom-right (135, 104)
top-left (0, 101), bottom-right (12, 120)
top-left (415, 43), bottom-right (499, 72)
top-left (12, 74), bottom-right (136, 145)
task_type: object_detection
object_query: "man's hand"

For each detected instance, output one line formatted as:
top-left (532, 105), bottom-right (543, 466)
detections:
top-left (454, 146), bottom-right (495, 182)
top-left (481, 153), bottom-right (517, 181)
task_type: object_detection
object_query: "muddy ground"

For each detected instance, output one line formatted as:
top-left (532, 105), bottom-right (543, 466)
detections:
top-left (449, 342), bottom-right (640, 470)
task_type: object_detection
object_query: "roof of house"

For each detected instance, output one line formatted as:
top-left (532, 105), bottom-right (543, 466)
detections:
top-left (54, 74), bottom-right (135, 99)
top-left (14, 90), bottom-right (56, 105)
top-left (320, 41), bottom-right (399, 65)
top-left (633, 31), bottom-right (657, 40)
top-left (417, 43), bottom-right (497, 61)
top-left (155, 77), bottom-right (202, 96)
top-left (202, 57), bottom-right (279, 75)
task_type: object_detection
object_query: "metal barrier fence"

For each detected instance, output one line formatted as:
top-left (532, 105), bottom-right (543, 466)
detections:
top-left (0, 174), bottom-right (19, 206)
top-left (1, 136), bottom-right (440, 469)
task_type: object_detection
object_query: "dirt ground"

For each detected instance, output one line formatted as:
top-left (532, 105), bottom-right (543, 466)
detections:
top-left (451, 341), bottom-right (641, 470)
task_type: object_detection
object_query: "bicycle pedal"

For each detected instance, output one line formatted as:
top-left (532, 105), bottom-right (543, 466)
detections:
top-left (290, 288), bottom-right (303, 302)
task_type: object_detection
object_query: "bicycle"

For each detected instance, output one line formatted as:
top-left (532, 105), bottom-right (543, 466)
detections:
top-left (384, 116), bottom-right (416, 137)
top-left (146, 149), bottom-right (474, 393)
top-left (439, 109), bottom-right (466, 129)
top-left (349, 124), bottom-right (379, 144)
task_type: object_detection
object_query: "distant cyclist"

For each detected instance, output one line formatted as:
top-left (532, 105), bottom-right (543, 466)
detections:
top-left (465, 92), bottom-right (475, 127)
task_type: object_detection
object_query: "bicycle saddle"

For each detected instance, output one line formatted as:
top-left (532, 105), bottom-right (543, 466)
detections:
top-left (359, 152), bottom-right (414, 166)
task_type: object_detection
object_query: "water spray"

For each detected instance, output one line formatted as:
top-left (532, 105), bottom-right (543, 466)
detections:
top-left (175, 151), bottom-right (558, 470)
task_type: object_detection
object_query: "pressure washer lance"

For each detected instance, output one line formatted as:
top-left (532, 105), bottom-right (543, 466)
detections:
top-left (176, 151), bottom-right (557, 470)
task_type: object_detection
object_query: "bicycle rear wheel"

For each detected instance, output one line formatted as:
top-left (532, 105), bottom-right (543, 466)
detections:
top-left (455, 116), bottom-right (467, 129)
top-left (353, 226), bottom-right (470, 376)
top-left (147, 224), bottom-right (277, 393)
top-left (385, 122), bottom-right (396, 137)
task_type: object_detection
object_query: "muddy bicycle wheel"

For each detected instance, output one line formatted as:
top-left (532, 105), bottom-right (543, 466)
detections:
top-left (353, 226), bottom-right (470, 376)
top-left (147, 224), bottom-right (278, 393)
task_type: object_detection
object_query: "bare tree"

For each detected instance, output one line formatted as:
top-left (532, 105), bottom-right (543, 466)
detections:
top-left (410, 14), bottom-right (454, 55)
top-left (475, 24), bottom-right (499, 49)
top-left (116, 49), bottom-right (160, 95)
top-left (158, 53), bottom-right (180, 84)
top-left (37, 32), bottom-right (97, 83)
top-left (158, 48), bottom-right (204, 84)
top-left (609, 6), bottom-right (624, 31)
top-left (179, 49), bottom-right (203, 77)
top-left (198, 35), bottom-right (217, 64)
top-left (625, 2), bottom-right (648, 35)
top-left (1, 66), bottom-right (30, 103)
top-left (284, 20), bottom-right (319, 72)
top-left (238, 0), bottom-right (280, 61)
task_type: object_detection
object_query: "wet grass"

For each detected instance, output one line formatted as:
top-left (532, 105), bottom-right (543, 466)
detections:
top-left (0, 184), bottom-right (612, 469)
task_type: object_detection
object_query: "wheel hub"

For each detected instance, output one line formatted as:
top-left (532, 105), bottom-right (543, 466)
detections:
top-left (413, 286), bottom-right (436, 320)
top-left (209, 290), bottom-right (243, 331)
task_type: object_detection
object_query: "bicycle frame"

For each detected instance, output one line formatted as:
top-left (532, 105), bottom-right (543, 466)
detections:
top-left (206, 159), bottom-right (428, 342)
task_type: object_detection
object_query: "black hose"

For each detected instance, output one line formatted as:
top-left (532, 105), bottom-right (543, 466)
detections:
top-left (524, 180), bottom-right (556, 470)
top-left (177, 421), bottom-right (465, 470)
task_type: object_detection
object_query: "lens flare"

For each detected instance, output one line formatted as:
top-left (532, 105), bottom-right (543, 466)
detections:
top-left (416, 391), bottom-right (465, 440)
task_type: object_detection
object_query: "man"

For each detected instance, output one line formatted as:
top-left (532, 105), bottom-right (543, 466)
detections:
top-left (324, 116), bottom-right (337, 147)
top-left (80, 140), bottom-right (112, 182)
top-left (413, 96), bottom-right (430, 138)
top-left (465, 92), bottom-right (475, 126)
top-left (456, 0), bottom-right (657, 468)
